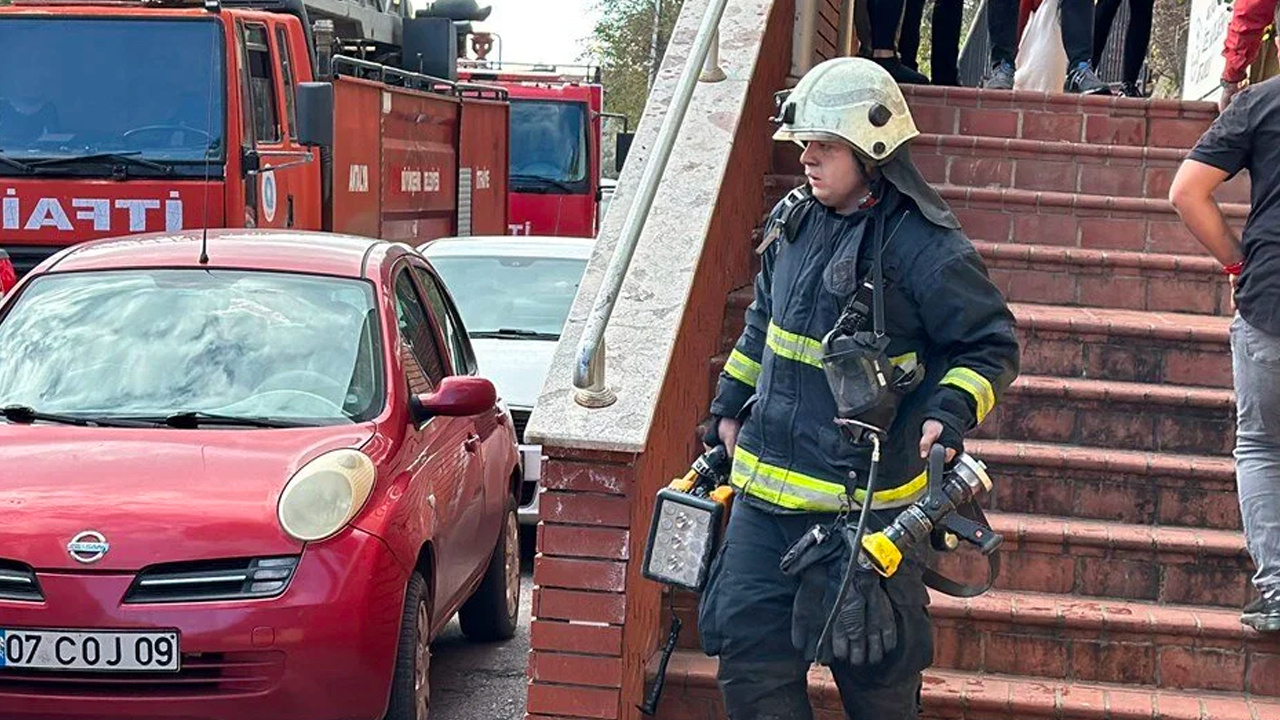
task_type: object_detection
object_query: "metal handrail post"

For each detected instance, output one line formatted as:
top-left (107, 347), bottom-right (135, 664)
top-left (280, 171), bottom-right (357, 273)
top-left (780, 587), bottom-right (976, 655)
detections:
top-left (572, 0), bottom-right (732, 408)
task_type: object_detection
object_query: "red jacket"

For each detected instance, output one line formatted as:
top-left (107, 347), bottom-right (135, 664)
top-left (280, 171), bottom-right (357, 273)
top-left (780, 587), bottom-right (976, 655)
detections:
top-left (1223, 0), bottom-right (1276, 82)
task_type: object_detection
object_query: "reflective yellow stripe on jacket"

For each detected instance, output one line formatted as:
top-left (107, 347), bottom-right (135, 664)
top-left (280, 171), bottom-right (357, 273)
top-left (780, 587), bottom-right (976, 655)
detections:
top-left (767, 322), bottom-right (824, 368)
top-left (940, 367), bottom-right (996, 422)
top-left (731, 446), bottom-right (928, 512)
top-left (724, 349), bottom-right (762, 388)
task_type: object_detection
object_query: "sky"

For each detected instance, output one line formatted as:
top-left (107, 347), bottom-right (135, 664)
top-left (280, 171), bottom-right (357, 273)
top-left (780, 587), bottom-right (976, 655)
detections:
top-left (461, 0), bottom-right (603, 68)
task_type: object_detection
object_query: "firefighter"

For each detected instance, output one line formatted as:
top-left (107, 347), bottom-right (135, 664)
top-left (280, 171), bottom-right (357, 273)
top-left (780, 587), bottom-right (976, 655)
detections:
top-left (698, 57), bottom-right (1020, 720)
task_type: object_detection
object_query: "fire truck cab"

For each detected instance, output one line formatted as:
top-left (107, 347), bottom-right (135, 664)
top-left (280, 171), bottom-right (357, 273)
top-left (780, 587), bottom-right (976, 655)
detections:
top-left (0, 0), bottom-right (509, 275)
top-left (458, 53), bottom-right (632, 239)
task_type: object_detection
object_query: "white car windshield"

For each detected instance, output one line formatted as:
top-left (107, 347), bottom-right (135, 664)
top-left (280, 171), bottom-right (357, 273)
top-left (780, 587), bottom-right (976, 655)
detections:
top-left (428, 255), bottom-right (586, 339)
top-left (0, 269), bottom-right (383, 425)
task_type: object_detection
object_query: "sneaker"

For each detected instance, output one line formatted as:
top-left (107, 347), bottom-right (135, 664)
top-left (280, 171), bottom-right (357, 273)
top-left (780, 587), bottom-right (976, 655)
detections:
top-left (1120, 81), bottom-right (1144, 98)
top-left (1242, 589), bottom-right (1280, 632)
top-left (872, 56), bottom-right (930, 85)
top-left (1066, 63), bottom-right (1110, 95)
top-left (984, 61), bottom-right (1015, 90)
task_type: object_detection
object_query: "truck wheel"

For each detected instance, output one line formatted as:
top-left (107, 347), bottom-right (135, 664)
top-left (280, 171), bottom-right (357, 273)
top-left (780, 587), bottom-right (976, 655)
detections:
top-left (459, 497), bottom-right (520, 642)
top-left (385, 572), bottom-right (431, 720)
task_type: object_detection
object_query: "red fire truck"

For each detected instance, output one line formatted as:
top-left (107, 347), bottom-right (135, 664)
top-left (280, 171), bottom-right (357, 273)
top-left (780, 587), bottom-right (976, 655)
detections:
top-left (0, 0), bottom-right (508, 276)
top-left (457, 38), bottom-right (632, 239)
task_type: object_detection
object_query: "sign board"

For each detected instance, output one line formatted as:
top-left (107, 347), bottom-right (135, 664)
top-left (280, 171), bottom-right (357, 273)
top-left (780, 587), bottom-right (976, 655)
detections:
top-left (1184, 0), bottom-right (1234, 101)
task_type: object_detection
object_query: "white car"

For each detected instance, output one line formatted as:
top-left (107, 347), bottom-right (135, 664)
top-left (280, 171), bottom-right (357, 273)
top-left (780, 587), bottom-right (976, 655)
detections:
top-left (420, 235), bottom-right (592, 525)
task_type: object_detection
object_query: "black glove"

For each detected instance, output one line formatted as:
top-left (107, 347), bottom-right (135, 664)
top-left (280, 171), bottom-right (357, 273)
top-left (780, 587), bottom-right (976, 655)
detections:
top-left (700, 415), bottom-right (723, 448)
top-left (780, 523), bottom-right (844, 662)
top-left (826, 561), bottom-right (898, 666)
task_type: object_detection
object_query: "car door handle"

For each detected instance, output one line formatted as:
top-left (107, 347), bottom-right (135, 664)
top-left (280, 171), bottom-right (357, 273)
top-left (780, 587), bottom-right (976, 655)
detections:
top-left (463, 434), bottom-right (481, 453)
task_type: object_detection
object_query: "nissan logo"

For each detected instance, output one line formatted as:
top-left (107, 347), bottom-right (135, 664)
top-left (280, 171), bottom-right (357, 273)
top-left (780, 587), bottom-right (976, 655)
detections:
top-left (67, 531), bottom-right (110, 564)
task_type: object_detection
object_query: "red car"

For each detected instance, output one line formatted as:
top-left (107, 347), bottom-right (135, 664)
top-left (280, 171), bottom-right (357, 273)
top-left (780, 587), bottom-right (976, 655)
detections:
top-left (0, 230), bottom-right (523, 720)
top-left (0, 249), bottom-right (15, 297)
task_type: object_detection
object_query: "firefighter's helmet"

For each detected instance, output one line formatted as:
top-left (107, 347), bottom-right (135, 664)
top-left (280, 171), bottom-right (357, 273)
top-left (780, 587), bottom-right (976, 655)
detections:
top-left (772, 57), bottom-right (918, 164)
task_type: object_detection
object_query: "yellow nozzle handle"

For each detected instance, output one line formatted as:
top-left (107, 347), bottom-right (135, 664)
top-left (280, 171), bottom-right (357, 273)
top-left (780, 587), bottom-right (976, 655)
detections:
top-left (709, 486), bottom-right (735, 504)
top-left (861, 532), bottom-right (903, 578)
top-left (668, 469), bottom-right (698, 492)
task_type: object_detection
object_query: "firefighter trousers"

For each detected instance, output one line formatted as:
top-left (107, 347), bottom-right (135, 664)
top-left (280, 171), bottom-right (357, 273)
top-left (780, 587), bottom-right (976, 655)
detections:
top-left (697, 499), bottom-right (933, 720)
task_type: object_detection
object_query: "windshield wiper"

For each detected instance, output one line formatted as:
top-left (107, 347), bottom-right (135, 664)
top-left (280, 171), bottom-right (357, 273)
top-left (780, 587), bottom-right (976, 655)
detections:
top-left (29, 151), bottom-right (174, 174)
top-left (471, 328), bottom-right (560, 340)
top-left (510, 173), bottom-right (576, 193)
top-left (0, 404), bottom-right (152, 428)
top-left (0, 152), bottom-right (34, 173)
top-left (158, 411), bottom-right (312, 429)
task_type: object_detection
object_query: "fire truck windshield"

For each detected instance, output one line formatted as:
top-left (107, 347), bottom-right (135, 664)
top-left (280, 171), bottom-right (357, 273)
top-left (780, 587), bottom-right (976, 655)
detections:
top-left (0, 17), bottom-right (225, 174)
top-left (509, 99), bottom-right (588, 194)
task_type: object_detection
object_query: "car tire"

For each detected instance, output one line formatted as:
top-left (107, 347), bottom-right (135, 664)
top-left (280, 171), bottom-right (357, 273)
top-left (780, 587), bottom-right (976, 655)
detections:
top-left (459, 497), bottom-right (520, 642)
top-left (385, 571), bottom-right (431, 720)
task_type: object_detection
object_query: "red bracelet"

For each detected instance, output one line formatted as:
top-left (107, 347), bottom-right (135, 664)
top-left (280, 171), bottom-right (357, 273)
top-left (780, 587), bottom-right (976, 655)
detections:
top-left (1223, 261), bottom-right (1245, 276)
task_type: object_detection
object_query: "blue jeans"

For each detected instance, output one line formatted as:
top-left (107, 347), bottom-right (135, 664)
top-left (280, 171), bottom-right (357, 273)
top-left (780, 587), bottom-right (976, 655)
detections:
top-left (1231, 314), bottom-right (1280, 597)
top-left (697, 500), bottom-right (932, 720)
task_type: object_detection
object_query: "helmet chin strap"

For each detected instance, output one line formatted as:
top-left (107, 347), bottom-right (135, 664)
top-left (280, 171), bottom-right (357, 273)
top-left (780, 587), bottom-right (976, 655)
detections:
top-left (855, 155), bottom-right (883, 210)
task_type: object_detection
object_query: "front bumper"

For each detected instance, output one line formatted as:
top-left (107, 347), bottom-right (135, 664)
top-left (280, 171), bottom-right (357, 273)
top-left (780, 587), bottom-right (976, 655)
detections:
top-left (0, 527), bottom-right (409, 720)
top-left (518, 443), bottom-right (544, 525)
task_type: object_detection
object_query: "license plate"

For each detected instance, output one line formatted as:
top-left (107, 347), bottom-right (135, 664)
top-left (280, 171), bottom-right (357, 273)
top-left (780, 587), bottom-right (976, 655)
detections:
top-left (0, 629), bottom-right (180, 672)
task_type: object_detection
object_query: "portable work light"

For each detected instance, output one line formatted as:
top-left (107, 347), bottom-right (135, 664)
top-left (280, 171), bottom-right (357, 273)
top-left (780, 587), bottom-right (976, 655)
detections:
top-left (641, 487), bottom-right (725, 592)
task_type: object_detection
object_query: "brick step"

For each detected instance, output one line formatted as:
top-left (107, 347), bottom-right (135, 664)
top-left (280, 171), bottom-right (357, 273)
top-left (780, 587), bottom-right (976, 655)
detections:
top-left (650, 651), bottom-right (1280, 720)
top-left (772, 135), bottom-right (1250, 204)
top-left (931, 588), bottom-right (1280, 696)
top-left (721, 301), bottom-right (1234, 389)
top-left (1012, 303), bottom-right (1233, 389)
top-left (722, 243), bottom-right (1233, 336)
top-left (977, 242), bottom-right (1232, 317)
top-left (901, 85), bottom-right (1218, 148)
top-left (666, 508), bottom-right (1253, 653)
top-left (971, 439), bottom-right (1241, 531)
top-left (975, 375), bottom-right (1235, 456)
top-left (762, 177), bottom-right (1249, 256)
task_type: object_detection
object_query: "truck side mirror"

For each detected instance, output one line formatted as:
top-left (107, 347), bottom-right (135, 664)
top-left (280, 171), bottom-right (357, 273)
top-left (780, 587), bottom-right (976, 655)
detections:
top-left (616, 131), bottom-right (634, 174)
top-left (296, 82), bottom-right (335, 148)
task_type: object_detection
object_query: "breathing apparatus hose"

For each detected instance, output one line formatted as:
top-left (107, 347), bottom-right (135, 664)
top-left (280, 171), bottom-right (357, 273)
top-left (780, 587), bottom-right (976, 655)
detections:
top-left (814, 202), bottom-right (885, 650)
top-left (814, 431), bottom-right (881, 655)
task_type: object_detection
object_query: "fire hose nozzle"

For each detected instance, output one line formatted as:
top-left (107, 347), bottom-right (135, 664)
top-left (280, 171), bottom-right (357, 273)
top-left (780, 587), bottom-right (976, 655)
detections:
top-left (861, 530), bottom-right (904, 578)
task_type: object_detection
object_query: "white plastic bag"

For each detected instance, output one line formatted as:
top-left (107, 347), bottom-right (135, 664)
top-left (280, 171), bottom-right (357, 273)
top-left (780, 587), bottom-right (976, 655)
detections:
top-left (1014, 0), bottom-right (1067, 92)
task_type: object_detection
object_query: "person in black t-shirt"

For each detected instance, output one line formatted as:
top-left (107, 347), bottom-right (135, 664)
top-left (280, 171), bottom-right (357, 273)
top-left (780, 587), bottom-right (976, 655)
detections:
top-left (1170, 30), bottom-right (1280, 632)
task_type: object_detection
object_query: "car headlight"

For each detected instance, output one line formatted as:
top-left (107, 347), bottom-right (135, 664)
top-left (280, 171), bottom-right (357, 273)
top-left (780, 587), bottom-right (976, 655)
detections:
top-left (277, 449), bottom-right (376, 542)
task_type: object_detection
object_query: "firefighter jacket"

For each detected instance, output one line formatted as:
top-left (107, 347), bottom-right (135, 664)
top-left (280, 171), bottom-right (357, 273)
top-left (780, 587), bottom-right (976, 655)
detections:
top-left (709, 182), bottom-right (1020, 513)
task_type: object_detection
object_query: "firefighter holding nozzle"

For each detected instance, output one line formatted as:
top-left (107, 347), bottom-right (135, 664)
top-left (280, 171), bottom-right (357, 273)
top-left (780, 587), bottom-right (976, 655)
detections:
top-left (698, 57), bottom-right (1021, 719)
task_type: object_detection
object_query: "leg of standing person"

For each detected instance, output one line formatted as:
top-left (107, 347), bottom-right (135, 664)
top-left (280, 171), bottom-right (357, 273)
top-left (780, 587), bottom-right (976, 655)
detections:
top-left (1062, 0), bottom-right (1110, 93)
top-left (1120, 0), bottom-right (1156, 95)
top-left (700, 502), bottom-right (823, 719)
top-left (1230, 315), bottom-right (1280, 633)
top-left (930, 0), bottom-right (963, 85)
top-left (1091, 0), bottom-right (1123, 70)
top-left (899, 0), bottom-right (927, 72)
top-left (868, 0), bottom-right (930, 83)
top-left (985, 0), bottom-right (1020, 88)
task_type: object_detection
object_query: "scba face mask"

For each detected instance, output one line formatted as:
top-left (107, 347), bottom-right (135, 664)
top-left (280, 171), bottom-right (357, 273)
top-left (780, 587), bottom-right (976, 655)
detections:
top-left (820, 213), bottom-right (921, 437)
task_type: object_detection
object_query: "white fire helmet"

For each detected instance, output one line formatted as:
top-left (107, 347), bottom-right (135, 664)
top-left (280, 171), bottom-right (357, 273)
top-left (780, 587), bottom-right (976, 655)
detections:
top-left (772, 57), bottom-right (919, 164)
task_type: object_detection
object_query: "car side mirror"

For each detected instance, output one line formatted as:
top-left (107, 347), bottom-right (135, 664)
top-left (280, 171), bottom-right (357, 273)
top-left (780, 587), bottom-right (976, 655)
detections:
top-left (411, 376), bottom-right (496, 423)
top-left (615, 131), bottom-right (634, 174)
top-left (295, 82), bottom-right (335, 148)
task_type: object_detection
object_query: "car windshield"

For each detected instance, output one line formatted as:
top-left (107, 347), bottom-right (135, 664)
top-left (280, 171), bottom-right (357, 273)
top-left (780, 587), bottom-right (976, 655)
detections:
top-left (427, 254), bottom-right (586, 338)
top-left (509, 100), bottom-right (588, 192)
top-left (0, 18), bottom-right (225, 168)
top-left (0, 270), bottom-right (384, 425)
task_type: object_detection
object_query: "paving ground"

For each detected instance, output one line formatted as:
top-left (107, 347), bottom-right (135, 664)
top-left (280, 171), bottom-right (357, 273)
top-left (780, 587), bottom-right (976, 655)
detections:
top-left (429, 531), bottom-right (536, 720)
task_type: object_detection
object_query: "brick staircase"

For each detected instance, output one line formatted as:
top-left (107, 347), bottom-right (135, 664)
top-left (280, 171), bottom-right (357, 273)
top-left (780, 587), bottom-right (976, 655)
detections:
top-left (659, 87), bottom-right (1280, 719)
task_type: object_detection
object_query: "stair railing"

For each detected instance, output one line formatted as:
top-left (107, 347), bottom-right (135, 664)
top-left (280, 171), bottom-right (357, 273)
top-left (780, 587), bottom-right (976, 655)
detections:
top-left (572, 0), bottom-right (731, 408)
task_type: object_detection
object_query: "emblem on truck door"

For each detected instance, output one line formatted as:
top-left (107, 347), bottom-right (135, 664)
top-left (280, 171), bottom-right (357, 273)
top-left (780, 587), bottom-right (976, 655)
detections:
top-left (67, 531), bottom-right (110, 564)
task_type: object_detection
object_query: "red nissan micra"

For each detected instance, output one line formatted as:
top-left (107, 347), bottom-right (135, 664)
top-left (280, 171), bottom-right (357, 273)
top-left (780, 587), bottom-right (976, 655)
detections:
top-left (0, 230), bottom-right (522, 720)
